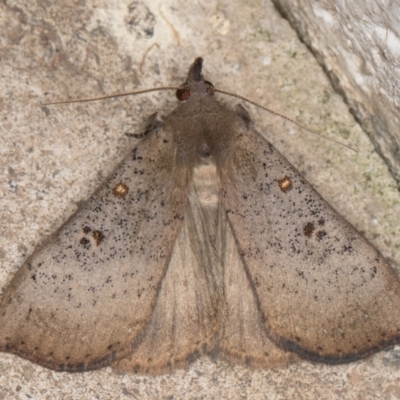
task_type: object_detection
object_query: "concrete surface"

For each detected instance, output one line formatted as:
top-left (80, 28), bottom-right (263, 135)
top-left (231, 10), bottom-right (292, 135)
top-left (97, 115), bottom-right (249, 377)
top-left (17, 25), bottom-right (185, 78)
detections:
top-left (1, 0), bottom-right (400, 399)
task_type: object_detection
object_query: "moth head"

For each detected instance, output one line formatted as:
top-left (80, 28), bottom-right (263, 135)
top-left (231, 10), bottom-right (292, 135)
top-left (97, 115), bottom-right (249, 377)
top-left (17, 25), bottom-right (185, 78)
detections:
top-left (176, 57), bottom-right (215, 101)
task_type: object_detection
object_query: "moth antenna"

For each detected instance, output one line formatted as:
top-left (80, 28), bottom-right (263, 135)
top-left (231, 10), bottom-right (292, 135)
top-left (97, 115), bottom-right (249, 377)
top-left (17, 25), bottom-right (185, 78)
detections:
top-left (40, 84), bottom-right (355, 153)
top-left (215, 88), bottom-right (356, 153)
top-left (40, 87), bottom-right (178, 106)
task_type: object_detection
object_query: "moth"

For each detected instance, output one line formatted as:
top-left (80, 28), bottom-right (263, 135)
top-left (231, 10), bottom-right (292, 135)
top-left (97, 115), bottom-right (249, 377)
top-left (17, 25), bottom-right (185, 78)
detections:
top-left (1, 57), bottom-right (400, 374)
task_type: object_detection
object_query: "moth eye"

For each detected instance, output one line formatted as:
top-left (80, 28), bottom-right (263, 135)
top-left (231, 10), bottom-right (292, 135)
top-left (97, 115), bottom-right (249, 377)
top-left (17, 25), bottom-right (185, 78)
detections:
top-left (176, 88), bottom-right (191, 101)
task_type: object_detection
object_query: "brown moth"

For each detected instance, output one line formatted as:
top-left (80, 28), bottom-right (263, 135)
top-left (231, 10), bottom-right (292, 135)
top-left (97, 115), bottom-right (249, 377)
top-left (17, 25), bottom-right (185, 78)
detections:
top-left (1, 57), bottom-right (400, 374)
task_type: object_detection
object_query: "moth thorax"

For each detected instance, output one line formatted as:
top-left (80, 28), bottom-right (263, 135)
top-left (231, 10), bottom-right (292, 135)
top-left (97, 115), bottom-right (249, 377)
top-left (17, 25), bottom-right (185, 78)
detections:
top-left (200, 143), bottom-right (211, 159)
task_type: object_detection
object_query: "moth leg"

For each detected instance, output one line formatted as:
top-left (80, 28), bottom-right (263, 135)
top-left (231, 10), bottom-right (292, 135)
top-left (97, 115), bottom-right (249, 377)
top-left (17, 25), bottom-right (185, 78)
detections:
top-left (233, 104), bottom-right (252, 128)
top-left (125, 112), bottom-right (164, 139)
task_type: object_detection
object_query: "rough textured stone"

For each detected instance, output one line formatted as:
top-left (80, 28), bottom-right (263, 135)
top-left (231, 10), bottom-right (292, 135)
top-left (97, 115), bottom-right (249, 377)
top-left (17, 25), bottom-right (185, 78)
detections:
top-left (1, 0), bottom-right (400, 398)
top-left (272, 0), bottom-right (400, 185)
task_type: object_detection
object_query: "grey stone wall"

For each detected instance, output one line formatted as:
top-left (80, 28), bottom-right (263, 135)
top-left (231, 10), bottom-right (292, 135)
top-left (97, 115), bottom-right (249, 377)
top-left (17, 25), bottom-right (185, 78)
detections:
top-left (273, 0), bottom-right (400, 185)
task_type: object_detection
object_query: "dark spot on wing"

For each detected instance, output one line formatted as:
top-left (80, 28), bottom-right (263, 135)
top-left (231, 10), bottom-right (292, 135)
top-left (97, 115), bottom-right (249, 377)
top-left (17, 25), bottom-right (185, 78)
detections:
top-left (92, 231), bottom-right (105, 246)
top-left (303, 222), bottom-right (315, 238)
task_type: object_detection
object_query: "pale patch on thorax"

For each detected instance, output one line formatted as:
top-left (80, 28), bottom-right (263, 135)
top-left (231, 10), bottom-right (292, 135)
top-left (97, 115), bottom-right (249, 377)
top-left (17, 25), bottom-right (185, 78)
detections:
top-left (192, 160), bottom-right (220, 243)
